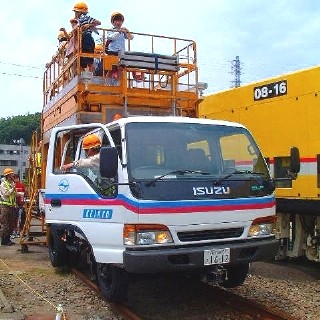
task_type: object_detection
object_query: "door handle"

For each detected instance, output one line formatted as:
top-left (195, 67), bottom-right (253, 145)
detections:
top-left (51, 198), bottom-right (62, 207)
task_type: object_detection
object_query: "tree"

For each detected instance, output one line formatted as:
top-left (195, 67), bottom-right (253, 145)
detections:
top-left (0, 113), bottom-right (41, 145)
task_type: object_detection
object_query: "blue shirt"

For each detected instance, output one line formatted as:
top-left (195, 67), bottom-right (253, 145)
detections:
top-left (107, 28), bottom-right (129, 53)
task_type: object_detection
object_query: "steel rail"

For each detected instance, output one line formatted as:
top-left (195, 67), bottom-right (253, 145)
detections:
top-left (72, 267), bottom-right (300, 320)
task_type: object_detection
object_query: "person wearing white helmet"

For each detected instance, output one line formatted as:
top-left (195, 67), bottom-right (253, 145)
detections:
top-left (0, 168), bottom-right (17, 246)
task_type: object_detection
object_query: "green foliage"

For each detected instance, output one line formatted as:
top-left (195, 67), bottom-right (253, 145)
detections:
top-left (0, 113), bottom-right (41, 145)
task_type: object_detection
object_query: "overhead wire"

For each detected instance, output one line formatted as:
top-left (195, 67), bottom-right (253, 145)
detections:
top-left (0, 61), bottom-right (44, 70)
top-left (0, 60), bottom-right (44, 79)
top-left (0, 72), bottom-right (41, 79)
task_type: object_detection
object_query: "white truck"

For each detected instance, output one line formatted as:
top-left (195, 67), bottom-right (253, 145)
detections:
top-left (45, 116), bottom-right (283, 301)
top-left (26, 26), bottom-right (299, 301)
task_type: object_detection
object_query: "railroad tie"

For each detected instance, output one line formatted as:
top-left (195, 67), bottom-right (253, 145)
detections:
top-left (0, 288), bottom-right (14, 313)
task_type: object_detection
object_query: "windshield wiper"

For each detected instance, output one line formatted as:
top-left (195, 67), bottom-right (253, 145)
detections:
top-left (145, 170), bottom-right (210, 187)
top-left (214, 170), bottom-right (265, 185)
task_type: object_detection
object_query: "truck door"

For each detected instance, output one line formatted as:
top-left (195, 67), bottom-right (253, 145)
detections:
top-left (45, 124), bottom-right (118, 222)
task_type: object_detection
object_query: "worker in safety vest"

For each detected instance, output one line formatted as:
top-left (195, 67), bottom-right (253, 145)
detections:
top-left (36, 149), bottom-right (42, 172)
top-left (0, 168), bottom-right (17, 246)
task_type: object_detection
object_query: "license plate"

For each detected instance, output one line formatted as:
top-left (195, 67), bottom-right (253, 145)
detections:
top-left (204, 248), bottom-right (230, 265)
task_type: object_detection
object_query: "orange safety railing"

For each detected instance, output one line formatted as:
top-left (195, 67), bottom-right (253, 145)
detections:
top-left (43, 27), bottom-right (199, 116)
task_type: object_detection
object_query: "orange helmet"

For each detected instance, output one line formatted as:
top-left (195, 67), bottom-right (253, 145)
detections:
top-left (57, 31), bottom-right (66, 41)
top-left (73, 2), bottom-right (88, 13)
top-left (82, 134), bottom-right (101, 150)
top-left (111, 11), bottom-right (124, 23)
top-left (94, 43), bottom-right (103, 54)
top-left (3, 168), bottom-right (14, 176)
top-left (113, 113), bottom-right (122, 121)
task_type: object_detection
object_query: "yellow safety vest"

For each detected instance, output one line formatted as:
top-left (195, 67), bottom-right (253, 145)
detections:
top-left (0, 179), bottom-right (16, 207)
top-left (36, 152), bottom-right (42, 168)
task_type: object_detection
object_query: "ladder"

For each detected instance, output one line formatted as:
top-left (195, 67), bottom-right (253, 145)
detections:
top-left (19, 131), bottom-right (46, 253)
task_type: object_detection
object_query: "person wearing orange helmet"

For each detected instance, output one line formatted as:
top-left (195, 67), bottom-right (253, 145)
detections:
top-left (56, 30), bottom-right (69, 65)
top-left (61, 133), bottom-right (102, 172)
top-left (60, 18), bottom-right (78, 42)
top-left (0, 168), bottom-right (17, 246)
top-left (93, 43), bottom-right (104, 76)
top-left (113, 113), bottom-right (122, 121)
top-left (72, 1), bottom-right (101, 70)
top-left (107, 11), bottom-right (133, 54)
top-left (106, 11), bottom-right (133, 85)
top-left (60, 18), bottom-right (79, 60)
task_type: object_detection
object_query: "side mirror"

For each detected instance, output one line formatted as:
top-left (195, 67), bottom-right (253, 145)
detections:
top-left (100, 146), bottom-right (118, 178)
top-left (290, 146), bottom-right (300, 174)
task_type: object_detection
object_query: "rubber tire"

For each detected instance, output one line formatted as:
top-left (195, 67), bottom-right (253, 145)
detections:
top-left (21, 244), bottom-right (28, 253)
top-left (221, 263), bottom-right (249, 288)
top-left (65, 231), bottom-right (80, 267)
top-left (65, 248), bottom-right (79, 267)
top-left (96, 263), bottom-right (129, 302)
top-left (48, 229), bottom-right (67, 268)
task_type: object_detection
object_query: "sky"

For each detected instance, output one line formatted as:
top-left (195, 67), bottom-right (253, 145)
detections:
top-left (1, 0), bottom-right (320, 118)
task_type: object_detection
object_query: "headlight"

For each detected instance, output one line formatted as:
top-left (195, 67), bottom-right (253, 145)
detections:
top-left (124, 224), bottom-right (173, 245)
top-left (248, 216), bottom-right (276, 237)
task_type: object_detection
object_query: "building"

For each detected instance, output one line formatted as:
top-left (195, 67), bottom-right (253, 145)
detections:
top-left (0, 143), bottom-right (30, 180)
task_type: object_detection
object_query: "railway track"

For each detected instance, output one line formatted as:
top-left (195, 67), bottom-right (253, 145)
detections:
top-left (72, 267), bottom-right (300, 320)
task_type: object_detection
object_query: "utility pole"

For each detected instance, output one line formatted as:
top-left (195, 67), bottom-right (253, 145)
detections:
top-left (230, 56), bottom-right (241, 88)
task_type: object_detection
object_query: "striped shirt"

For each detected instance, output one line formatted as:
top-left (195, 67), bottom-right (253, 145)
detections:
top-left (78, 13), bottom-right (100, 35)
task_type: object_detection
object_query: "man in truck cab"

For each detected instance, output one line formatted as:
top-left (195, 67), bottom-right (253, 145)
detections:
top-left (60, 133), bottom-right (116, 196)
top-left (61, 133), bottom-right (101, 173)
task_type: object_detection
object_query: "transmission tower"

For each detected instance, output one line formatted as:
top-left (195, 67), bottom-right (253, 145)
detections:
top-left (230, 56), bottom-right (241, 88)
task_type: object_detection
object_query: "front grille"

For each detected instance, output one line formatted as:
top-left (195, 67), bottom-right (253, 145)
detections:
top-left (177, 227), bottom-right (244, 242)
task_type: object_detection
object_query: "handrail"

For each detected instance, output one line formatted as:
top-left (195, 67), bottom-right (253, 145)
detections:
top-left (42, 27), bottom-right (199, 120)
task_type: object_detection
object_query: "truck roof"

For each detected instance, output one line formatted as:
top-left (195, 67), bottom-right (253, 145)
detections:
top-left (108, 115), bottom-right (246, 129)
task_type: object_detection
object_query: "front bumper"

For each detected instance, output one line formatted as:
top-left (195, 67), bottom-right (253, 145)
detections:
top-left (123, 237), bottom-right (278, 273)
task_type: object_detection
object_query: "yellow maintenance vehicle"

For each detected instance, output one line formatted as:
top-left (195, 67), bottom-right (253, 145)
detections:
top-left (199, 65), bottom-right (320, 262)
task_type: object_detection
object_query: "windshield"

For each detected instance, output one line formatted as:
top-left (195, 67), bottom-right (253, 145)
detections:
top-left (126, 122), bottom-right (270, 181)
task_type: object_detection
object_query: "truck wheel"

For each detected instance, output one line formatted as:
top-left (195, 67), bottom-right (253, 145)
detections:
top-left (96, 263), bottom-right (128, 302)
top-left (221, 263), bottom-right (249, 288)
top-left (65, 231), bottom-right (80, 267)
top-left (21, 244), bottom-right (28, 253)
top-left (48, 230), bottom-right (67, 268)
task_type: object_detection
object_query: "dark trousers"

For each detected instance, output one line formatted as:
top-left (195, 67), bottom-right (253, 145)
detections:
top-left (0, 204), bottom-right (15, 245)
top-left (81, 33), bottom-right (95, 67)
top-left (0, 204), bottom-right (15, 237)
